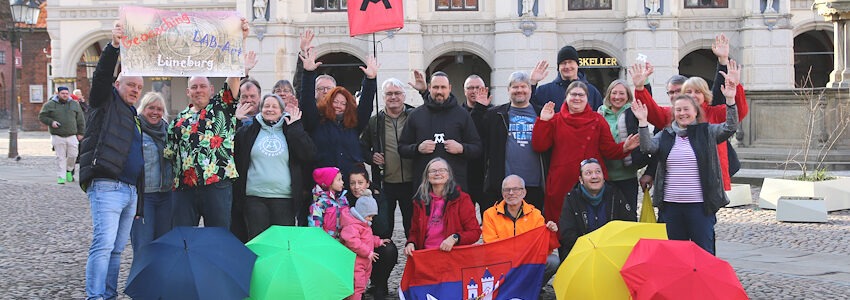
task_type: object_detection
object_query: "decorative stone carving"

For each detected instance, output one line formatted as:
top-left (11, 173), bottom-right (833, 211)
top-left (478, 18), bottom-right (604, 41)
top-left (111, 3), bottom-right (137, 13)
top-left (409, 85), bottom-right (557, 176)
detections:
top-left (813, 0), bottom-right (850, 87)
top-left (254, 0), bottom-right (268, 21)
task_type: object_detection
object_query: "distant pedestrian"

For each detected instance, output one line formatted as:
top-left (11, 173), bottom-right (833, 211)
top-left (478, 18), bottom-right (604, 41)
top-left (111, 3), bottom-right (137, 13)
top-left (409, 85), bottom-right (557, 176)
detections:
top-left (39, 86), bottom-right (85, 184)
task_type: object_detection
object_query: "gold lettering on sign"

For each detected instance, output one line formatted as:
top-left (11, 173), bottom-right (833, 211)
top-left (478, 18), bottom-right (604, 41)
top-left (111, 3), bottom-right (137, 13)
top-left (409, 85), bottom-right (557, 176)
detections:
top-left (579, 57), bottom-right (618, 67)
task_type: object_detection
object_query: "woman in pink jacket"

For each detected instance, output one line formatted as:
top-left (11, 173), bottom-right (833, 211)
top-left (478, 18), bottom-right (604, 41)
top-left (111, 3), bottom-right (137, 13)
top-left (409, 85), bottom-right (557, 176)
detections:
top-left (340, 189), bottom-right (390, 300)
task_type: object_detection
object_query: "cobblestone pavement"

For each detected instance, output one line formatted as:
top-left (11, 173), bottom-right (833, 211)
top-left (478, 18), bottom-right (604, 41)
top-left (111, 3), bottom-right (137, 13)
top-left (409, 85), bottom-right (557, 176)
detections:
top-left (2, 131), bottom-right (850, 299)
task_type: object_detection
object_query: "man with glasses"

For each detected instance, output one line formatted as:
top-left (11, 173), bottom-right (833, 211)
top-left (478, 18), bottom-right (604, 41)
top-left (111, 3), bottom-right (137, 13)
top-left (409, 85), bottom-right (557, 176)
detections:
top-left (361, 78), bottom-right (416, 237)
top-left (234, 78), bottom-right (262, 127)
top-left (482, 174), bottom-right (560, 289)
top-left (558, 158), bottom-right (636, 260)
top-left (532, 45), bottom-right (603, 112)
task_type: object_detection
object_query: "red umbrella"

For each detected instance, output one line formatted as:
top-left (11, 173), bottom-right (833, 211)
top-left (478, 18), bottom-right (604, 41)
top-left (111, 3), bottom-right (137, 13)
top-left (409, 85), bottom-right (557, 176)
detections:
top-left (620, 239), bottom-right (748, 300)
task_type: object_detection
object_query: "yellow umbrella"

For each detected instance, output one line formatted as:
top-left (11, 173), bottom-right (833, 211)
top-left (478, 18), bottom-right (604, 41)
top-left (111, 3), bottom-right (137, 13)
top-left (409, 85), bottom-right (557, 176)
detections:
top-left (553, 221), bottom-right (668, 300)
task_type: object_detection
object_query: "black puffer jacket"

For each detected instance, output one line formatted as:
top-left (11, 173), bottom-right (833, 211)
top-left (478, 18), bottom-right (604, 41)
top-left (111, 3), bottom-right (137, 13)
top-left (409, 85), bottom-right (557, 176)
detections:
top-left (78, 43), bottom-right (141, 191)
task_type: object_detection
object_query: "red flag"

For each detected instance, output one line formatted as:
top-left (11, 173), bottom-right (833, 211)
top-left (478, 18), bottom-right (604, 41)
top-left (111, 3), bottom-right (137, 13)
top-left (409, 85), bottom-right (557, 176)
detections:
top-left (347, 0), bottom-right (404, 37)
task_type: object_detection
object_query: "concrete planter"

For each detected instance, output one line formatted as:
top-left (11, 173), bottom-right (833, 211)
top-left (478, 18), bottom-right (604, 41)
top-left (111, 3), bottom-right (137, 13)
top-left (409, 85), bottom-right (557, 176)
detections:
top-left (759, 177), bottom-right (850, 211)
top-left (726, 184), bottom-right (753, 207)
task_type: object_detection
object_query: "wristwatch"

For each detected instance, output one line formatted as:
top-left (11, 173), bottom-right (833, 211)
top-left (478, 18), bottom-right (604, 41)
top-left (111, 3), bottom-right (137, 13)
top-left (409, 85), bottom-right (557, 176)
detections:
top-left (451, 233), bottom-right (460, 243)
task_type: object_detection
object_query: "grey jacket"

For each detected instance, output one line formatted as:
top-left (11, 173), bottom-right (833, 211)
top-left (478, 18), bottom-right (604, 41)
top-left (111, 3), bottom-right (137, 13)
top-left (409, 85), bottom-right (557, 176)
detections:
top-left (639, 105), bottom-right (738, 215)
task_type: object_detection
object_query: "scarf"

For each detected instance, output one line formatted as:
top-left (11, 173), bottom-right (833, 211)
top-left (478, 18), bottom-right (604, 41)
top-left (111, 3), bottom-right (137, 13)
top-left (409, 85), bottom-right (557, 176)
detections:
top-left (139, 117), bottom-right (167, 151)
top-left (580, 184), bottom-right (606, 206)
top-left (671, 120), bottom-right (696, 137)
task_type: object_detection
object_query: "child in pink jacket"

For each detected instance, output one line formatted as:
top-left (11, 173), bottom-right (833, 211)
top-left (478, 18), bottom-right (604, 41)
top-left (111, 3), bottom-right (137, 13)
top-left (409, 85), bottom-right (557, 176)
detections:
top-left (340, 189), bottom-right (389, 300)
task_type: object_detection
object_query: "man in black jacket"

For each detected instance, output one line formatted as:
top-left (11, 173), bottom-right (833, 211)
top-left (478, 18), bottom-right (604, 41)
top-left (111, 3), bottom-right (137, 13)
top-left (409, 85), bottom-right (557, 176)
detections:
top-left (472, 64), bottom-right (549, 212)
top-left (78, 23), bottom-right (145, 300)
top-left (558, 158), bottom-right (636, 261)
top-left (398, 71), bottom-right (482, 191)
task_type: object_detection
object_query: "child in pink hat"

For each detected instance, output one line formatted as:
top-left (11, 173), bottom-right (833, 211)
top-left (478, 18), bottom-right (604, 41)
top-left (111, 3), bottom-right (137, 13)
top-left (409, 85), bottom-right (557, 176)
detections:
top-left (309, 167), bottom-right (350, 238)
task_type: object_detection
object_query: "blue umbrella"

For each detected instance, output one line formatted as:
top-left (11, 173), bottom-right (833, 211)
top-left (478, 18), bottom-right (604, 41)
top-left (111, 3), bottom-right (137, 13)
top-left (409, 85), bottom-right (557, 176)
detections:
top-left (125, 227), bottom-right (257, 300)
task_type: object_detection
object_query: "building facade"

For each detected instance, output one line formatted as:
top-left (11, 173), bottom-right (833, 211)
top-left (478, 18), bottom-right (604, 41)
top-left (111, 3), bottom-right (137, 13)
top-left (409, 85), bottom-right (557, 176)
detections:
top-left (44, 0), bottom-right (828, 114)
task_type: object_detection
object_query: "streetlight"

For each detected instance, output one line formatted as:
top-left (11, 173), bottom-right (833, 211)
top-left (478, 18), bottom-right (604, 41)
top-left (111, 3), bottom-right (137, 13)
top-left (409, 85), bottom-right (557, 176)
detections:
top-left (6, 0), bottom-right (40, 159)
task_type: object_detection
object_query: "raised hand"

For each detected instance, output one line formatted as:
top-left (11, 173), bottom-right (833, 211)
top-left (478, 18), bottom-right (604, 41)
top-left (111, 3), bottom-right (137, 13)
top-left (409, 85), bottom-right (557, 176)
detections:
top-left (408, 70), bottom-right (427, 92)
top-left (471, 87), bottom-right (490, 106)
top-left (623, 134), bottom-right (640, 152)
top-left (632, 100), bottom-right (649, 123)
top-left (244, 50), bottom-right (258, 74)
top-left (540, 101), bottom-right (555, 121)
top-left (285, 106), bottom-right (303, 125)
top-left (360, 56), bottom-right (380, 79)
top-left (240, 17), bottom-right (249, 39)
top-left (530, 60), bottom-right (550, 85)
top-left (112, 22), bottom-right (123, 47)
top-left (712, 33), bottom-right (730, 65)
top-left (719, 59), bottom-right (741, 86)
top-left (630, 63), bottom-right (647, 91)
top-left (721, 77), bottom-right (737, 105)
top-left (299, 29), bottom-right (314, 53)
top-left (299, 47), bottom-right (322, 71)
top-left (235, 102), bottom-right (254, 121)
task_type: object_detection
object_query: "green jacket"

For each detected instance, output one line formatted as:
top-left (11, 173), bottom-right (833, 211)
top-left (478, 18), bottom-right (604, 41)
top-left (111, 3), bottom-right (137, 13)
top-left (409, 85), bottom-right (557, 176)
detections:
top-left (38, 96), bottom-right (86, 137)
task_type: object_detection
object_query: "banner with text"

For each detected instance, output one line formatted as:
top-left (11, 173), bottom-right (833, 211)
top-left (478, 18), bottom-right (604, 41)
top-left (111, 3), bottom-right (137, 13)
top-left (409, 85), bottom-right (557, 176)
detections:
top-left (119, 6), bottom-right (244, 77)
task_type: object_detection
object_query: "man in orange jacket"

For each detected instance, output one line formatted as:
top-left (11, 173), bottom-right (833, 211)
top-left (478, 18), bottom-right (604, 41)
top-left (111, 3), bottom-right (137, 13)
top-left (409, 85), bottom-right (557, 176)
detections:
top-left (482, 174), bottom-right (560, 288)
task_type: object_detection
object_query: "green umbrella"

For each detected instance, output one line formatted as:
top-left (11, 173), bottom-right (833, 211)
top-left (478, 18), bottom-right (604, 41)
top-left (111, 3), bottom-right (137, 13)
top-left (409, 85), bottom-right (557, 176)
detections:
top-left (246, 226), bottom-right (355, 299)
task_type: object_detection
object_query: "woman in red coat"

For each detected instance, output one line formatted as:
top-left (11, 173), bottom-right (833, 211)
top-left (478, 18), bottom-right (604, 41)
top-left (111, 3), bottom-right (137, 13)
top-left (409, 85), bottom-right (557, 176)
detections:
top-left (404, 158), bottom-right (481, 256)
top-left (532, 81), bottom-right (640, 224)
top-left (631, 60), bottom-right (748, 191)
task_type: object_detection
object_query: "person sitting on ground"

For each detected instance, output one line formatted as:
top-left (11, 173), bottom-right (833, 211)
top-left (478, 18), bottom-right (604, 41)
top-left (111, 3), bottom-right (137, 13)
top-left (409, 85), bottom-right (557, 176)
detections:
top-left (482, 174), bottom-right (560, 287)
top-left (559, 158), bottom-right (637, 260)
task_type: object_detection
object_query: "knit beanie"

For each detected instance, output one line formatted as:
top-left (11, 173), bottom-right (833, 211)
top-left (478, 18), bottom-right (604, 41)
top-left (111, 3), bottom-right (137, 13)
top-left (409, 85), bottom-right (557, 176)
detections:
top-left (57, 86), bottom-right (70, 93)
top-left (354, 189), bottom-right (379, 217)
top-left (312, 167), bottom-right (340, 189)
top-left (557, 46), bottom-right (579, 65)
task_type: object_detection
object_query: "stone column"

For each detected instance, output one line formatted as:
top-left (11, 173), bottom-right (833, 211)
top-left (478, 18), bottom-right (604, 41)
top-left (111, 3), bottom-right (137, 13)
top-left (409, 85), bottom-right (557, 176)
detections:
top-left (814, 0), bottom-right (850, 88)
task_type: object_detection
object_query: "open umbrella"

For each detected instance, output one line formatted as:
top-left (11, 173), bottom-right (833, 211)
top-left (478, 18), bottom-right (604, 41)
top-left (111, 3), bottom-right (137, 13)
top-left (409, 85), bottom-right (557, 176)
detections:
top-left (553, 221), bottom-right (667, 300)
top-left (124, 226), bottom-right (257, 300)
top-left (246, 226), bottom-right (355, 299)
top-left (620, 239), bottom-right (748, 300)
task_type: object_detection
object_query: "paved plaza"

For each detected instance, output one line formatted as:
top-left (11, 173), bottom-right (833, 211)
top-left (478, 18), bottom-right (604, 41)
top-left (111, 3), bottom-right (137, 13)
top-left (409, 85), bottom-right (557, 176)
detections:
top-left (1, 131), bottom-right (850, 299)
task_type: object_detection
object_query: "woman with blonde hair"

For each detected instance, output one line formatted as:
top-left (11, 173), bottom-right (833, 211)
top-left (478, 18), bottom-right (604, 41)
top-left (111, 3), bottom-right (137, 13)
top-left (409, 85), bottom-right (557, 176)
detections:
top-left (130, 92), bottom-right (174, 254)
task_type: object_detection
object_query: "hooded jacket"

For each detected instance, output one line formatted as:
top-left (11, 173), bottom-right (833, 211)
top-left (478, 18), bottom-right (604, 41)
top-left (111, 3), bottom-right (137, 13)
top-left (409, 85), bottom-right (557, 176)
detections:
top-left (533, 72), bottom-right (603, 112)
top-left (398, 93), bottom-right (482, 191)
top-left (558, 182), bottom-right (636, 256)
top-left (340, 208), bottom-right (384, 296)
top-left (531, 104), bottom-right (628, 224)
top-left (38, 95), bottom-right (86, 137)
top-left (407, 187), bottom-right (481, 250)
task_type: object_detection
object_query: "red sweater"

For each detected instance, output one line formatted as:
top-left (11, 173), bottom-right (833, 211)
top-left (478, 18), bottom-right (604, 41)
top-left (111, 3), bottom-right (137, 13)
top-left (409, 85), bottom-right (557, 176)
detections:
top-left (634, 86), bottom-right (748, 190)
top-left (531, 104), bottom-right (628, 224)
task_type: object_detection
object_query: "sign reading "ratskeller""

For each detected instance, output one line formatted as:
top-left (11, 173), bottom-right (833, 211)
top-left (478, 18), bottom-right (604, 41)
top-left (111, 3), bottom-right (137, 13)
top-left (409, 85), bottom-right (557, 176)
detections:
top-left (579, 57), bottom-right (618, 67)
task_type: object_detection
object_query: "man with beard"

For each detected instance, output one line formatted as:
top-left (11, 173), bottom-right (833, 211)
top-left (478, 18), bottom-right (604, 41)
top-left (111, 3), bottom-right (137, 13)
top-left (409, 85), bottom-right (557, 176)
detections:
top-left (398, 71), bottom-right (482, 191)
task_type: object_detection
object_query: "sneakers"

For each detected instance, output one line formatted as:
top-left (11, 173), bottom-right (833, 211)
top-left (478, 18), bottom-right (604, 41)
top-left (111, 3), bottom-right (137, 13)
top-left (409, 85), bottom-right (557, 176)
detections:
top-left (66, 171), bottom-right (74, 182)
top-left (57, 177), bottom-right (66, 184)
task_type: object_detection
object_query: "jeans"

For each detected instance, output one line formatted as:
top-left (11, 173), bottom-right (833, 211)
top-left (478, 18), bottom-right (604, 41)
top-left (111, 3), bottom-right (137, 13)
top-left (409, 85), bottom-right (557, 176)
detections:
top-left (173, 180), bottom-right (233, 228)
top-left (130, 192), bottom-right (174, 256)
top-left (659, 202), bottom-right (717, 255)
top-left (382, 182), bottom-right (414, 238)
top-left (85, 179), bottom-right (137, 300)
top-left (244, 196), bottom-right (295, 240)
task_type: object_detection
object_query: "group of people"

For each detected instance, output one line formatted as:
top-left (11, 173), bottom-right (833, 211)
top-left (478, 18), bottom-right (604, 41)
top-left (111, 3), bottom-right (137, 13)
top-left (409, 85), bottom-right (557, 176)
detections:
top-left (73, 15), bottom-right (749, 300)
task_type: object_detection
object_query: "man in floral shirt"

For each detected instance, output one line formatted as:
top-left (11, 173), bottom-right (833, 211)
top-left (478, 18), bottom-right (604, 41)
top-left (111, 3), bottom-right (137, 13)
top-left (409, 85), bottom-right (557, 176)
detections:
top-left (165, 18), bottom-right (250, 228)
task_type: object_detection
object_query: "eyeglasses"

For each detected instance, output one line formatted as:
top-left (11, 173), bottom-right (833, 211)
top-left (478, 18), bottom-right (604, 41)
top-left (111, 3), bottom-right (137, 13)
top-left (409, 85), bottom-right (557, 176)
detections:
top-left (580, 158), bottom-right (599, 167)
top-left (428, 168), bottom-right (449, 175)
top-left (465, 86), bottom-right (484, 91)
top-left (384, 91), bottom-right (404, 97)
top-left (316, 86), bottom-right (333, 92)
top-left (667, 89), bottom-right (681, 96)
top-left (501, 187), bottom-right (525, 194)
top-left (569, 92), bottom-right (587, 98)
top-left (274, 88), bottom-right (294, 95)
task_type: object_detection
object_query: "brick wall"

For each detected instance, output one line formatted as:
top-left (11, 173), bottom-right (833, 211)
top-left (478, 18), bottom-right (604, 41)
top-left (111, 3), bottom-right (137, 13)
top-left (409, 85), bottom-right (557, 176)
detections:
top-left (19, 31), bottom-right (50, 131)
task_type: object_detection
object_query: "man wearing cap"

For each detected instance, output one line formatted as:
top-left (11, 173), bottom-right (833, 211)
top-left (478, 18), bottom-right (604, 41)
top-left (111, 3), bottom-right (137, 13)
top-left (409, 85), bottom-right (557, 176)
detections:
top-left (39, 86), bottom-right (86, 184)
top-left (533, 45), bottom-right (604, 112)
top-left (558, 158), bottom-right (636, 260)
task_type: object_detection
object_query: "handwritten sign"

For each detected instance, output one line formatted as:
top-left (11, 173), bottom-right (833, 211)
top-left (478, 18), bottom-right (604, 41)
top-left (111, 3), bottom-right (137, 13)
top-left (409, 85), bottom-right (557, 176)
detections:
top-left (119, 6), bottom-right (244, 77)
